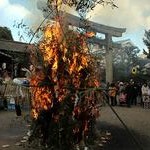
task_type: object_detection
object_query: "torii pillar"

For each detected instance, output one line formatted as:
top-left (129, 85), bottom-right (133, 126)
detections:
top-left (105, 34), bottom-right (113, 83)
top-left (48, 11), bottom-right (126, 83)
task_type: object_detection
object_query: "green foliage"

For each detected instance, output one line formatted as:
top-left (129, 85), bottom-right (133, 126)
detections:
top-left (47, 0), bottom-right (117, 17)
top-left (0, 27), bottom-right (13, 40)
top-left (143, 30), bottom-right (150, 59)
top-left (113, 44), bottom-right (140, 81)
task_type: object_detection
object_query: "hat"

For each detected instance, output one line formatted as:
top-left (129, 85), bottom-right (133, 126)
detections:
top-left (119, 82), bottom-right (123, 85)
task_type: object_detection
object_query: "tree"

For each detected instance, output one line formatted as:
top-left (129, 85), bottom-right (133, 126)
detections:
top-left (143, 30), bottom-right (150, 59)
top-left (0, 27), bottom-right (13, 40)
top-left (113, 43), bottom-right (140, 81)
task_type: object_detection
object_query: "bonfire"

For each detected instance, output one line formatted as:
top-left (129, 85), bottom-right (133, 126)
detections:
top-left (27, 0), bottom-right (114, 149)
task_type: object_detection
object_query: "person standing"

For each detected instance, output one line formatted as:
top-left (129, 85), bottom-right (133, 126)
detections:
top-left (131, 82), bottom-right (138, 105)
top-left (108, 83), bottom-right (117, 106)
top-left (141, 83), bottom-right (149, 108)
top-left (125, 81), bottom-right (135, 107)
top-left (2, 70), bottom-right (12, 110)
top-left (147, 84), bottom-right (150, 109)
top-left (2, 70), bottom-right (12, 83)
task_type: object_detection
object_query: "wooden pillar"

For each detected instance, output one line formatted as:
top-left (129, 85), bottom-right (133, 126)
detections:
top-left (105, 34), bottom-right (113, 83)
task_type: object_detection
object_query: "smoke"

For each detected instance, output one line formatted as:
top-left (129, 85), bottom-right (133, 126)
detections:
top-left (87, 0), bottom-right (150, 31)
top-left (3, 0), bottom-right (150, 47)
top-left (33, 0), bottom-right (150, 32)
top-left (23, 0), bottom-right (45, 29)
top-left (4, 0), bottom-right (150, 31)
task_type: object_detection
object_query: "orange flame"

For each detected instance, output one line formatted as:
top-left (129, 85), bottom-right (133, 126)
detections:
top-left (85, 31), bottom-right (95, 38)
top-left (30, 21), bottom-right (100, 122)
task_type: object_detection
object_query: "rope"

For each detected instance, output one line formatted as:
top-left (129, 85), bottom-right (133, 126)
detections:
top-left (0, 81), bottom-right (145, 149)
top-left (103, 90), bottom-right (144, 150)
top-left (27, 12), bottom-right (53, 45)
top-left (23, 11), bottom-right (53, 64)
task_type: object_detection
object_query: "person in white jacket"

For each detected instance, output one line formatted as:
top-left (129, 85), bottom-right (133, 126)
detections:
top-left (141, 83), bottom-right (149, 108)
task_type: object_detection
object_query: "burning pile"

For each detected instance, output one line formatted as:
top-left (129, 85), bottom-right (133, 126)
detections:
top-left (29, 19), bottom-right (101, 149)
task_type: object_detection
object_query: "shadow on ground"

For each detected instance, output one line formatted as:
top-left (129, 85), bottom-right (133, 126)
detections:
top-left (97, 121), bottom-right (150, 150)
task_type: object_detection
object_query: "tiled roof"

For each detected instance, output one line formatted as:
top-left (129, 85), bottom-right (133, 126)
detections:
top-left (0, 39), bottom-right (29, 53)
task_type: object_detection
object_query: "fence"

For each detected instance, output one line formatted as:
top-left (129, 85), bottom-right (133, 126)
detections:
top-left (0, 82), bottom-right (31, 112)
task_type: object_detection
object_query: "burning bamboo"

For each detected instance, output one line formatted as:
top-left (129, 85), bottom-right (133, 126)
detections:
top-left (27, 0), bottom-right (108, 149)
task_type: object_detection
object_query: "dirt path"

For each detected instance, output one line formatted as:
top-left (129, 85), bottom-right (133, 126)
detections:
top-left (0, 106), bottom-right (150, 150)
top-left (0, 110), bottom-right (29, 150)
top-left (98, 105), bottom-right (150, 150)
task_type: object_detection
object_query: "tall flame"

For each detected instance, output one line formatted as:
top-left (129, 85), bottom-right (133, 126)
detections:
top-left (30, 21), bottom-right (100, 122)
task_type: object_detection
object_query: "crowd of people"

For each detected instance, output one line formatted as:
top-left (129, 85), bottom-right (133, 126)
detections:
top-left (1, 65), bottom-right (150, 112)
top-left (0, 65), bottom-right (33, 115)
top-left (107, 80), bottom-right (150, 109)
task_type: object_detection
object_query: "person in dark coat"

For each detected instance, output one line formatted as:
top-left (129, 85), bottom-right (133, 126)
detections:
top-left (125, 81), bottom-right (135, 107)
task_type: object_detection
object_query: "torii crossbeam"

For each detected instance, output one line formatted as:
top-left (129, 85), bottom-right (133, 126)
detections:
top-left (55, 12), bottom-right (126, 83)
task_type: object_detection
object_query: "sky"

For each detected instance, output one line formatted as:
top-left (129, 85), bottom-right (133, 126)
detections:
top-left (0, 0), bottom-right (150, 52)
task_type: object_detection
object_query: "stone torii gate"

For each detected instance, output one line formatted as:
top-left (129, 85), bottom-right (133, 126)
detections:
top-left (57, 12), bottom-right (126, 83)
top-left (0, 12), bottom-right (126, 83)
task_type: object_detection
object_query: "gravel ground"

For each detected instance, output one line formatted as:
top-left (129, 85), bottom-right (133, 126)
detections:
top-left (98, 105), bottom-right (150, 150)
top-left (0, 105), bottom-right (150, 150)
top-left (0, 110), bottom-right (30, 150)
